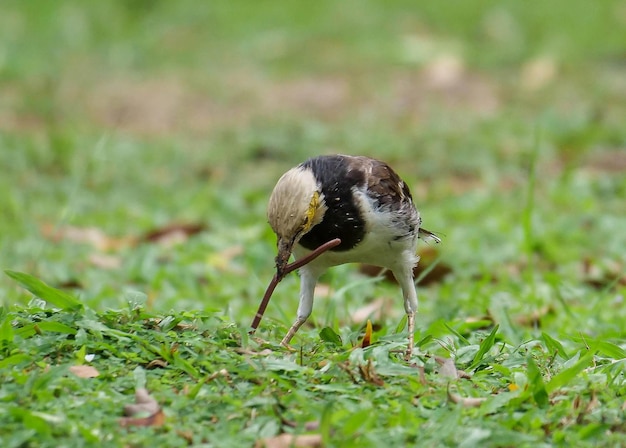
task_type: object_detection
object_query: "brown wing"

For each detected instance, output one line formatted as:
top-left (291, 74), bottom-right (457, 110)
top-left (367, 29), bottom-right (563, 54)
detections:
top-left (347, 156), bottom-right (412, 211)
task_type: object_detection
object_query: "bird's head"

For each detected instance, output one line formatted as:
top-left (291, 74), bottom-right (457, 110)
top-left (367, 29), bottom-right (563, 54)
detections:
top-left (267, 166), bottom-right (327, 279)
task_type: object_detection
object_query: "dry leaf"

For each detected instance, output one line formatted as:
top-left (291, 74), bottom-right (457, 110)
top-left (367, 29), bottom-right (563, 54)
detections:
top-left (521, 57), bottom-right (557, 91)
top-left (146, 359), bottom-right (168, 369)
top-left (236, 348), bottom-right (274, 356)
top-left (256, 434), bottom-right (323, 448)
top-left (513, 305), bottom-right (554, 327)
top-left (360, 319), bottom-right (373, 348)
top-left (358, 359), bottom-right (384, 387)
top-left (279, 416), bottom-right (320, 432)
top-left (415, 365), bottom-right (428, 386)
top-left (57, 279), bottom-right (83, 289)
top-left (585, 149), bottom-right (626, 174)
top-left (69, 365), bottom-right (100, 378)
top-left (447, 385), bottom-right (486, 408)
top-left (41, 224), bottom-right (133, 251)
top-left (89, 253), bottom-right (122, 269)
top-left (140, 222), bottom-right (206, 246)
top-left (207, 369), bottom-right (230, 382)
top-left (422, 54), bottom-right (465, 89)
top-left (123, 388), bottom-right (160, 416)
top-left (435, 356), bottom-right (459, 379)
top-left (581, 257), bottom-right (626, 290)
top-left (120, 388), bottom-right (164, 427)
top-left (119, 409), bottom-right (165, 428)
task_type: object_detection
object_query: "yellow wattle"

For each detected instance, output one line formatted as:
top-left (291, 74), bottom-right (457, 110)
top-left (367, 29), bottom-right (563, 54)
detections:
top-left (303, 191), bottom-right (320, 232)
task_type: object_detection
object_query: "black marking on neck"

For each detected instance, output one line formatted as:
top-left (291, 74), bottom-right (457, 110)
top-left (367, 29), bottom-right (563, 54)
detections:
top-left (298, 155), bottom-right (366, 252)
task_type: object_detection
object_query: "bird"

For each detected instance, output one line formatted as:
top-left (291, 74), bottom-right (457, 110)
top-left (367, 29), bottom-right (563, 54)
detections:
top-left (267, 154), bottom-right (440, 359)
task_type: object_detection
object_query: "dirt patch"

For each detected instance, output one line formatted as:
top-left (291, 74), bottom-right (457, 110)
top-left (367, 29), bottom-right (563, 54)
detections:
top-left (2, 63), bottom-right (500, 137)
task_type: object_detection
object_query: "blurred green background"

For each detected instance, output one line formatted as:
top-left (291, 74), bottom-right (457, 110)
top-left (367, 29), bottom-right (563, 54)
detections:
top-left (1, 0), bottom-right (625, 333)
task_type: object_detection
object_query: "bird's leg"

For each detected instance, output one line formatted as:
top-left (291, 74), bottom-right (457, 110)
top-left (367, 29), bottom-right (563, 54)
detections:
top-left (406, 311), bottom-right (416, 361)
top-left (281, 267), bottom-right (320, 348)
top-left (393, 265), bottom-right (418, 361)
top-left (281, 318), bottom-right (307, 346)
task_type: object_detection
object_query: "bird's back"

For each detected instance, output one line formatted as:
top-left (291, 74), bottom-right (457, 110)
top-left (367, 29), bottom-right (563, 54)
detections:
top-left (297, 155), bottom-right (420, 270)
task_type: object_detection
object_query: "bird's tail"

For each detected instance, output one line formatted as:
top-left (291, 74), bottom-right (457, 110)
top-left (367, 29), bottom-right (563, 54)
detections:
top-left (418, 228), bottom-right (441, 244)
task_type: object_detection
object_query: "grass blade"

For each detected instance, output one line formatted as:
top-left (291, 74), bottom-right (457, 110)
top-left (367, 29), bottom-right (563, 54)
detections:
top-left (526, 355), bottom-right (549, 408)
top-left (546, 349), bottom-right (595, 393)
top-left (5, 270), bottom-right (82, 311)
top-left (469, 325), bottom-right (499, 370)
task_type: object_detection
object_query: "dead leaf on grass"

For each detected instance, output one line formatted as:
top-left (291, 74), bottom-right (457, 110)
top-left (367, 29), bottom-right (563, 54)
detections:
top-left (256, 434), bottom-right (323, 448)
top-left (69, 365), bottom-right (100, 378)
top-left (521, 57), bottom-right (558, 91)
top-left (447, 384), bottom-right (487, 408)
top-left (41, 224), bottom-right (133, 251)
top-left (358, 359), bottom-right (385, 387)
top-left (280, 419), bottom-right (320, 432)
top-left (585, 149), bottom-right (626, 174)
top-left (119, 388), bottom-right (164, 428)
top-left (513, 305), bottom-right (554, 327)
top-left (422, 54), bottom-right (465, 89)
top-left (57, 279), bottom-right (84, 289)
top-left (414, 364), bottom-right (428, 386)
top-left (360, 319), bottom-right (373, 349)
top-left (435, 356), bottom-right (459, 379)
top-left (581, 257), bottom-right (626, 290)
top-left (89, 253), bottom-right (123, 269)
top-left (140, 222), bottom-right (206, 247)
top-left (146, 359), bottom-right (168, 369)
top-left (236, 348), bottom-right (274, 356)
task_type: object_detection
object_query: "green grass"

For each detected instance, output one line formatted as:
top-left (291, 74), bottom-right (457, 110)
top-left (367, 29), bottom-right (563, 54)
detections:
top-left (1, 0), bottom-right (625, 446)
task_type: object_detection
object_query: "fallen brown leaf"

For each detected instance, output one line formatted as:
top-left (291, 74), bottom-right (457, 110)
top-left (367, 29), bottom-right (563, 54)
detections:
top-left (513, 305), bottom-right (554, 327)
top-left (521, 57), bottom-right (557, 91)
top-left (146, 359), bottom-right (168, 369)
top-left (140, 222), bottom-right (206, 246)
top-left (435, 356), bottom-right (458, 379)
top-left (581, 257), bottom-right (626, 290)
top-left (256, 434), bottom-right (323, 448)
top-left (447, 384), bottom-right (486, 408)
top-left (358, 359), bottom-right (385, 387)
top-left (89, 253), bottom-right (123, 269)
top-left (414, 365), bottom-right (428, 386)
top-left (360, 319), bottom-right (373, 348)
top-left (41, 224), bottom-right (134, 251)
top-left (120, 388), bottom-right (164, 428)
top-left (337, 361), bottom-right (359, 385)
top-left (235, 348), bottom-right (274, 356)
top-left (584, 149), bottom-right (626, 174)
top-left (69, 365), bottom-right (100, 378)
top-left (57, 279), bottom-right (84, 289)
top-left (119, 409), bottom-right (165, 428)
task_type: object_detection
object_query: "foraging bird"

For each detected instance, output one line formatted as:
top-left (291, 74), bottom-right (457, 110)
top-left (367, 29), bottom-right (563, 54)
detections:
top-left (267, 155), bottom-right (440, 359)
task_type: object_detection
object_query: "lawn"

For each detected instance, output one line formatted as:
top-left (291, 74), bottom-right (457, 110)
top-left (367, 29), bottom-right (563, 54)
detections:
top-left (1, 1), bottom-right (625, 446)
